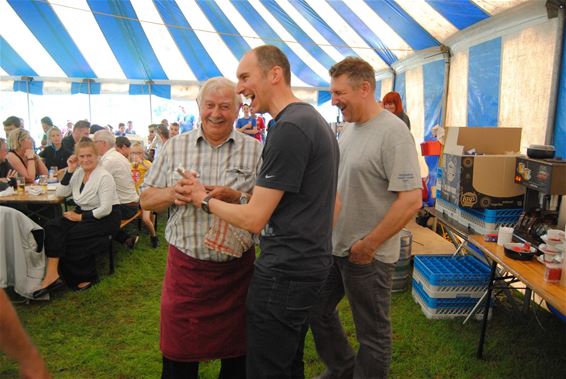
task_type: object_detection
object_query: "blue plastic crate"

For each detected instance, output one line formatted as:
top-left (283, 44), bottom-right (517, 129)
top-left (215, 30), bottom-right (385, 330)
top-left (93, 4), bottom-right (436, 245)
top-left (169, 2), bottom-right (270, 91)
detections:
top-left (462, 207), bottom-right (522, 224)
top-left (413, 255), bottom-right (490, 287)
top-left (412, 280), bottom-right (480, 308)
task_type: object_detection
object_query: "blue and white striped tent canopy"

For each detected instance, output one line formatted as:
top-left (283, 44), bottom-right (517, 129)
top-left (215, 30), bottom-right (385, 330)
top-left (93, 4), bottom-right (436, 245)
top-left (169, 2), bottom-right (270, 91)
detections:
top-left (1, 0), bottom-right (529, 95)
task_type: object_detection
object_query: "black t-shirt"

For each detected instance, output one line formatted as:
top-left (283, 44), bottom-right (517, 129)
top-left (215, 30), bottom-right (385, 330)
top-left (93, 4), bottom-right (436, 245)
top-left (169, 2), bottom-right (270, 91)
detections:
top-left (0, 160), bottom-right (12, 178)
top-left (255, 102), bottom-right (339, 280)
top-left (39, 145), bottom-right (72, 170)
top-left (61, 135), bottom-right (75, 153)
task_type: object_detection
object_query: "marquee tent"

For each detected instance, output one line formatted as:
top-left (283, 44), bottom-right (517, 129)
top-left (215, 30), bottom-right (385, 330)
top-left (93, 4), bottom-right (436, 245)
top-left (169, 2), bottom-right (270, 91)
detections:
top-left (1, 0), bottom-right (565, 161)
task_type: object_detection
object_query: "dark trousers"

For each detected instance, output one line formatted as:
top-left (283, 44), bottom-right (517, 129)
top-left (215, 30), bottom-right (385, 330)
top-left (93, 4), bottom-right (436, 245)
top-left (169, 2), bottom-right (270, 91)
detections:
top-left (309, 257), bottom-right (394, 379)
top-left (114, 203), bottom-right (138, 243)
top-left (44, 206), bottom-right (121, 286)
top-left (246, 272), bottom-right (325, 379)
top-left (161, 355), bottom-right (246, 379)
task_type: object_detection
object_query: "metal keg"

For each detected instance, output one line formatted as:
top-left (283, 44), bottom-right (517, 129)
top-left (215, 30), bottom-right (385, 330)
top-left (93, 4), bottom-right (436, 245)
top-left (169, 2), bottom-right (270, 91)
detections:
top-left (392, 229), bottom-right (412, 292)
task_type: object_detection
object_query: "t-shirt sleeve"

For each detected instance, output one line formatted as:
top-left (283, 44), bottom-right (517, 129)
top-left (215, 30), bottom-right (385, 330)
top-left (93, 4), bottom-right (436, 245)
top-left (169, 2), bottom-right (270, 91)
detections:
top-left (382, 134), bottom-right (422, 193)
top-left (141, 144), bottom-right (170, 190)
top-left (256, 123), bottom-right (310, 193)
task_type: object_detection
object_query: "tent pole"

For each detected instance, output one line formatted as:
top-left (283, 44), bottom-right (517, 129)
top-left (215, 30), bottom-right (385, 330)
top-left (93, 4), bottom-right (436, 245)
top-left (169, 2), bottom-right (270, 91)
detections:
top-left (440, 45), bottom-right (451, 128)
top-left (546, 5), bottom-right (565, 144)
top-left (24, 77), bottom-right (31, 128)
top-left (87, 79), bottom-right (92, 122)
top-left (148, 81), bottom-right (153, 124)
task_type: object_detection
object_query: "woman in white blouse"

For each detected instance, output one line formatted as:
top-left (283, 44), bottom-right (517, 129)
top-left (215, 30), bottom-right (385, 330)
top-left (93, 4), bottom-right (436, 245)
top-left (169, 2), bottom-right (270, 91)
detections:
top-left (33, 138), bottom-right (121, 298)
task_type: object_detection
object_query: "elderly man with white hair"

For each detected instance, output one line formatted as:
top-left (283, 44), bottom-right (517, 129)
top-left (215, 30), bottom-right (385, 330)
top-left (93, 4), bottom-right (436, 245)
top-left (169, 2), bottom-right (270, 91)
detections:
top-left (93, 130), bottom-right (140, 248)
top-left (141, 77), bottom-right (262, 379)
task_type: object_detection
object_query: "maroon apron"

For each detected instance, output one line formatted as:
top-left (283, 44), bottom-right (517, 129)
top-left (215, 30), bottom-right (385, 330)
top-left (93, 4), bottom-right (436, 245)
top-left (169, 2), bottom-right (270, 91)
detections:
top-left (160, 244), bottom-right (255, 362)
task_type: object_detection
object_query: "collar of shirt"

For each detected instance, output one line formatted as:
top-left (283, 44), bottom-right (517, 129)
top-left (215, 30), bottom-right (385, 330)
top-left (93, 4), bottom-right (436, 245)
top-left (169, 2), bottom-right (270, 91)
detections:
top-left (194, 127), bottom-right (237, 148)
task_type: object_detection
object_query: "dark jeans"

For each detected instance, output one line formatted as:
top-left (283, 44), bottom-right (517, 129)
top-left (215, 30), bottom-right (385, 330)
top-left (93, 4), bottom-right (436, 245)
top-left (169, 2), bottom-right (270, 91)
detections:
top-left (114, 203), bottom-right (138, 243)
top-left (246, 271), bottom-right (325, 379)
top-left (310, 257), bottom-right (394, 379)
top-left (161, 355), bottom-right (246, 379)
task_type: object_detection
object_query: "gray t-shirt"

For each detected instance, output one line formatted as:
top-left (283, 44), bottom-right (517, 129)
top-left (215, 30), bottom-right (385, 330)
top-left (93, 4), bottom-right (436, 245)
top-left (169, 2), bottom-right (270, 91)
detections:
top-left (333, 110), bottom-right (421, 263)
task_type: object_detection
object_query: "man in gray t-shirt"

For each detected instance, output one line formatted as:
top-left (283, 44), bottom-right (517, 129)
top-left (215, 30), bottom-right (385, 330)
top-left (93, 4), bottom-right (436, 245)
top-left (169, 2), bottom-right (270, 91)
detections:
top-left (310, 57), bottom-right (422, 379)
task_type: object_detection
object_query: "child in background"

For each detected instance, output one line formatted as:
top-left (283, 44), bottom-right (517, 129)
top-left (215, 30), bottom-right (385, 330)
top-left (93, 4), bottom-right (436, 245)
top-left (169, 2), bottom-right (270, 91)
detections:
top-left (130, 142), bottom-right (159, 248)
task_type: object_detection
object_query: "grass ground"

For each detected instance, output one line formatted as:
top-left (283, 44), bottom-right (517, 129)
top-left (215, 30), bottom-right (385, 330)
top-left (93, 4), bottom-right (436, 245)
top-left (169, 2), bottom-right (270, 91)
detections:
top-left (2, 220), bottom-right (566, 378)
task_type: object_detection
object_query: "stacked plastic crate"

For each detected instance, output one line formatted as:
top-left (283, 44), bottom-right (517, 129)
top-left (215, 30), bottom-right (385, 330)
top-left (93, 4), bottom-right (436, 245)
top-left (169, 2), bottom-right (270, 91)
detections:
top-left (435, 196), bottom-right (522, 234)
top-left (412, 255), bottom-right (491, 319)
top-left (435, 166), bottom-right (522, 234)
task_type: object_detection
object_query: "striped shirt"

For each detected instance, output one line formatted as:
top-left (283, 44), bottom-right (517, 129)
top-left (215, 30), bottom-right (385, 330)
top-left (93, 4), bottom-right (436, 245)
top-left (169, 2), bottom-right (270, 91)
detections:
top-left (142, 128), bottom-right (262, 262)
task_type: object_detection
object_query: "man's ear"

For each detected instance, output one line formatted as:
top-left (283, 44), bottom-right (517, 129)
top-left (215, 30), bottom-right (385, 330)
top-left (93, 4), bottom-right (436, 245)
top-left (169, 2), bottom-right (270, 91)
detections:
top-left (360, 81), bottom-right (372, 98)
top-left (270, 66), bottom-right (283, 85)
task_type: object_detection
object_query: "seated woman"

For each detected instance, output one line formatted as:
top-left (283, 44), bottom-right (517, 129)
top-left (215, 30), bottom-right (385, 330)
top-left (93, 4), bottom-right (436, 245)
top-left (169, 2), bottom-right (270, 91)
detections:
top-left (383, 91), bottom-right (411, 130)
top-left (33, 138), bottom-right (121, 298)
top-left (6, 129), bottom-right (48, 183)
top-left (130, 142), bottom-right (159, 248)
top-left (38, 126), bottom-right (72, 171)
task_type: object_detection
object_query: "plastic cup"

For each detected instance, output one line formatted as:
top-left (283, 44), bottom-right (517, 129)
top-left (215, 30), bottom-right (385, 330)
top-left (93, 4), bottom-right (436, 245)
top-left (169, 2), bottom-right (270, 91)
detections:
top-left (497, 227), bottom-right (514, 246)
top-left (544, 262), bottom-right (562, 283)
top-left (38, 175), bottom-right (48, 194)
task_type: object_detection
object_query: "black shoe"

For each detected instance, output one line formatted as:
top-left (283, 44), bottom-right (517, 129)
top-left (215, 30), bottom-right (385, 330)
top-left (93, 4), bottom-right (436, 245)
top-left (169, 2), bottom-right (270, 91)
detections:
top-left (150, 235), bottom-right (159, 248)
top-left (124, 235), bottom-right (139, 249)
top-left (32, 278), bottom-right (63, 299)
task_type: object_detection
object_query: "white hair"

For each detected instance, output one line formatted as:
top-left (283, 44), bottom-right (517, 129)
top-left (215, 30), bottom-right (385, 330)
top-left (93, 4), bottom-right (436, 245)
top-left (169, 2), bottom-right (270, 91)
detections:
top-left (93, 130), bottom-right (115, 146)
top-left (196, 77), bottom-right (242, 110)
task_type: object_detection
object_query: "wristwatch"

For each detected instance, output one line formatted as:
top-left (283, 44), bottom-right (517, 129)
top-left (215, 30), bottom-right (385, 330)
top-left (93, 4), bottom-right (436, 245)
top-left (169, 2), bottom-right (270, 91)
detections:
top-left (201, 194), bottom-right (213, 214)
top-left (239, 192), bottom-right (249, 204)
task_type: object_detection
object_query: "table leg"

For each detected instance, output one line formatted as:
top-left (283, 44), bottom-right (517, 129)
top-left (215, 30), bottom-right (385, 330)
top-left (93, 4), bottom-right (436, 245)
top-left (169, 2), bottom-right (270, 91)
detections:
top-left (477, 260), bottom-right (497, 359)
top-left (523, 288), bottom-right (532, 312)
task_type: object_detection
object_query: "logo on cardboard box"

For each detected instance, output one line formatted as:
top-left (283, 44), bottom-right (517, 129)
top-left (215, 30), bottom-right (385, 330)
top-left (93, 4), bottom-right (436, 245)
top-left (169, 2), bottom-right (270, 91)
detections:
top-left (460, 192), bottom-right (478, 207)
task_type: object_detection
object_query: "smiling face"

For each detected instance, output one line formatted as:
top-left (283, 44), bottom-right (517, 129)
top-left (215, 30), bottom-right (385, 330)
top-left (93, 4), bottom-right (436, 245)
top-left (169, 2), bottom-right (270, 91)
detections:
top-left (77, 146), bottom-right (98, 173)
top-left (236, 51), bottom-right (270, 114)
top-left (200, 87), bottom-right (239, 146)
top-left (330, 74), bottom-right (366, 123)
top-left (383, 102), bottom-right (396, 114)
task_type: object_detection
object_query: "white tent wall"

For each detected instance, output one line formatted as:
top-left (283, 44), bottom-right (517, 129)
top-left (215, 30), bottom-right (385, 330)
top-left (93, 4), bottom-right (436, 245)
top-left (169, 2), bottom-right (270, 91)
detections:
top-left (405, 66), bottom-right (425, 145)
top-left (443, 1), bottom-right (559, 154)
top-left (445, 50), bottom-right (468, 127)
top-left (380, 77), bottom-right (394, 101)
top-left (499, 19), bottom-right (559, 151)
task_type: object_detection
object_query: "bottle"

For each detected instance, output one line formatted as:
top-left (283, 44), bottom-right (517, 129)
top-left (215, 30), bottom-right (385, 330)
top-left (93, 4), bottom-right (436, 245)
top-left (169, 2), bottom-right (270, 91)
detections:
top-left (48, 166), bottom-right (57, 183)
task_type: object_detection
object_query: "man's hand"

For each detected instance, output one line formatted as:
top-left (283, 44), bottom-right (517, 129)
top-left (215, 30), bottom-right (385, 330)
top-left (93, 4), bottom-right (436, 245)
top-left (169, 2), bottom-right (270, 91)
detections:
top-left (174, 173), bottom-right (207, 207)
top-left (7, 169), bottom-right (17, 179)
top-left (204, 185), bottom-right (240, 203)
top-left (349, 239), bottom-right (375, 265)
top-left (63, 211), bottom-right (82, 222)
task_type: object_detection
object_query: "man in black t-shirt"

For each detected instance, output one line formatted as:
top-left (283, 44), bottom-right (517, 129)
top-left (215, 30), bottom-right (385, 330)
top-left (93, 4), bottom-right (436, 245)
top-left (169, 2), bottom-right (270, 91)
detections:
top-left (178, 45), bottom-right (339, 378)
top-left (61, 120), bottom-right (90, 153)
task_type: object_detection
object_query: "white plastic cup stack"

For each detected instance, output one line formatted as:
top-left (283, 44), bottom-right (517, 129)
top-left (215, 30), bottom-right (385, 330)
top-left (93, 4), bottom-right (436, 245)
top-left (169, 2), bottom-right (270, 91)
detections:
top-left (497, 227), bottom-right (514, 246)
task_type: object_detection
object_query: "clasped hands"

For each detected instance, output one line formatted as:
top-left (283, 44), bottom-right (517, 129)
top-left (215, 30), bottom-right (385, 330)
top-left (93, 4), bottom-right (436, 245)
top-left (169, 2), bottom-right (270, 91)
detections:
top-left (174, 173), bottom-right (240, 208)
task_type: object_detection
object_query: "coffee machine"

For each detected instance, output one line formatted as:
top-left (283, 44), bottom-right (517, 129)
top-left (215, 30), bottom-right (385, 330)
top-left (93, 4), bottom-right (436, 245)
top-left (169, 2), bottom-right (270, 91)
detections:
top-left (514, 157), bottom-right (566, 243)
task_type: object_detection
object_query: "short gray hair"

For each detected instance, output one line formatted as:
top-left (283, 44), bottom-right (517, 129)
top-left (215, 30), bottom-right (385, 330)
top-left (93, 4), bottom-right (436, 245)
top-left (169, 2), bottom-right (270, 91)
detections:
top-left (196, 77), bottom-right (242, 110)
top-left (93, 130), bottom-right (115, 146)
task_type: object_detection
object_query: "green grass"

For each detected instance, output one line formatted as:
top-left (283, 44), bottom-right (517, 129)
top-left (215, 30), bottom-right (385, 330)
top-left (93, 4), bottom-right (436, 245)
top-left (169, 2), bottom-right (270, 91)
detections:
top-left (2, 220), bottom-right (566, 378)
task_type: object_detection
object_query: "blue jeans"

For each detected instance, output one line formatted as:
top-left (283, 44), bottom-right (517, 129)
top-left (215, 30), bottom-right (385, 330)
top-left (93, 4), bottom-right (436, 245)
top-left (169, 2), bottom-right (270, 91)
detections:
top-left (246, 272), bottom-right (325, 379)
top-left (310, 256), bottom-right (394, 379)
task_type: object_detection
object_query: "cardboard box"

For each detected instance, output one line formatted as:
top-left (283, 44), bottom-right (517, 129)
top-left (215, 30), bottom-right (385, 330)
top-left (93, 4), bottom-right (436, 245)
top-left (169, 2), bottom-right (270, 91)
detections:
top-left (440, 127), bottom-right (525, 209)
top-left (515, 157), bottom-right (566, 195)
